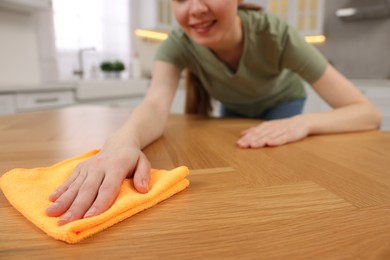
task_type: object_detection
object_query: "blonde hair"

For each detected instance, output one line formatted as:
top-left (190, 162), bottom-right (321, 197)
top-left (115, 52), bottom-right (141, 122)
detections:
top-left (184, 3), bottom-right (262, 116)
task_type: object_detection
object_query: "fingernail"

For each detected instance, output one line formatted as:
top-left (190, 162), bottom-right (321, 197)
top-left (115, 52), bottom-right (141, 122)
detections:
top-left (142, 179), bottom-right (149, 189)
top-left (60, 211), bottom-right (72, 222)
top-left (48, 202), bottom-right (59, 210)
top-left (84, 207), bottom-right (96, 218)
top-left (49, 191), bottom-right (58, 200)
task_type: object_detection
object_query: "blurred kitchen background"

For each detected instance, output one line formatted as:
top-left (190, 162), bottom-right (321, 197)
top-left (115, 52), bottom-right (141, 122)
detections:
top-left (0, 0), bottom-right (390, 129)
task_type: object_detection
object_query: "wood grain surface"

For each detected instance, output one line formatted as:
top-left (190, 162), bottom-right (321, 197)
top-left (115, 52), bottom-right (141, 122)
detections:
top-left (0, 106), bottom-right (389, 259)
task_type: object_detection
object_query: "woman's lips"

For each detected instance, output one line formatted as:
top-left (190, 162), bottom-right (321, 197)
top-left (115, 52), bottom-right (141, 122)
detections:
top-left (190, 20), bottom-right (217, 33)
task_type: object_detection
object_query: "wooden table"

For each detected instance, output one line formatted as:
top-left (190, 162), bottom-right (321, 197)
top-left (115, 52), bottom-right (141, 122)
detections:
top-left (1, 106), bottom-right (390, 259)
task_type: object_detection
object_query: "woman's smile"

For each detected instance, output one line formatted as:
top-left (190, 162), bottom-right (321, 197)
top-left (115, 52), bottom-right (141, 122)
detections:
top-left (190, 19), bottom-right (217, 34)
top-left (172, 0), bottom-right (242, 48)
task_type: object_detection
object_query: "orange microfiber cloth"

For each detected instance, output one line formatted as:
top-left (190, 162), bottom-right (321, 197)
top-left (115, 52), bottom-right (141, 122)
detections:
top-left (0, 150), bottom-right (189, 244)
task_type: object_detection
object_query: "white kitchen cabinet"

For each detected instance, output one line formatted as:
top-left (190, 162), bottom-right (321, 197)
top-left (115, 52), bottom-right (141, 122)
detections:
top-left (1, 90), bottom-right (75, 115)
top-left (75, 79), bottom-right (148, 110)
top-left (302, 82), bottom-right (330, 114)
top-left (355, 83), bottom-right (390, 131)
top-left (79, 97), bottom-right (144, 110)
top-left (0, 0), bottom-right (51, 13)
top-left (170, 87), bottom-right (185, 114)
top-left (293, 0), bottom-right (325, 36)
top-left (245, 0), bottom-right (269, 7)
top-left (76, 79), bottom-right (148, 100)
top-left (0, 80), bottom-right (149, 114)
top-left (15, 90), bottom-right (75, 112)
top-left (303, 80), bottom-right (390, 131)
top-left (139, 0), bottom-right (176, 31)
top-left (0, 94), bottom-right (16, 115)
top-left (266, 0), bottom-right (325, 36)
top-left (156, 0), bottom-right (175, 30)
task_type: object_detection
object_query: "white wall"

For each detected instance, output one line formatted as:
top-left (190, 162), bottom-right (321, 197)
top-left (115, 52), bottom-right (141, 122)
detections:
top-left (317, 0), bottom-right (390, 79)
top-left (0, 10), bottom-right (41, 88)
top-left (134, 37), bottom-right (161, 78)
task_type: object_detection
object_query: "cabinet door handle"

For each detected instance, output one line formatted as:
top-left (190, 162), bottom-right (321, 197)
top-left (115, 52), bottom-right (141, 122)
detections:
top-left (35, 97), bottom-right (60, 103)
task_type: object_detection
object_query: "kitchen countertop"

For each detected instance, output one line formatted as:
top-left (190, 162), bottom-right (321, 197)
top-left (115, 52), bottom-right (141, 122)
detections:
top-left (350, 79), bottom-right (390, 87)
top-left (0, 106), bottom-right (390, 259)
top-left (1, 78), bottom-right (387, 95)
top-left (0, 81), bottom-right (77, 94)
top-left (76, 79), bottom-right (149, 100)
top-left (0, 79), bottom-right (150, 100)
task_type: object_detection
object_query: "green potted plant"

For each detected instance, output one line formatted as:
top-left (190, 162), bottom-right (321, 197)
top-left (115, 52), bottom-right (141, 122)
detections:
top-left (100, 60), bottom-right (126, 79)
top-left (100, 61), bottom-right (113, 72)
top-left (111, 61), bottom-right (125, 73)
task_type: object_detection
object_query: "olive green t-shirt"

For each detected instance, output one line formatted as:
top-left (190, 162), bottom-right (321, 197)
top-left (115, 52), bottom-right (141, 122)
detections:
top-left (155, 9), bottom-right (328, 117)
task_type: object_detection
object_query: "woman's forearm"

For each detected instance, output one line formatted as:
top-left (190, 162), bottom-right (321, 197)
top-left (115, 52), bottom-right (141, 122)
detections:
top-left (104, 99), bottom-right (169, 151)
top-left (303, 65), bottom-right (382, 135)
top-left (298, 102), bottom-right (382, 135)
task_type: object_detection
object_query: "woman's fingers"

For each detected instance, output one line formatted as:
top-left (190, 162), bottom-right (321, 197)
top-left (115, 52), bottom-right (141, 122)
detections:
top-left (48, 166), bottom-right (82, 202)
top-left (265, 133), bottom-right (288, 146)
top-left (82, 152), bottom-right (151, 220)
top-left (237, 118), bottom-right (307, 148)
top-left (237, 124), bottom-right (274, 148)
top-left (239, 133), bottom-right (287, 148)
top-left (82, 169), bottom-right (126, 219)
top-left (46, 170), bottom-right (88, 217)
top-left (57, 170), bottom-right (106, 225)
top-left (132, 153), bottom-right (151, 194)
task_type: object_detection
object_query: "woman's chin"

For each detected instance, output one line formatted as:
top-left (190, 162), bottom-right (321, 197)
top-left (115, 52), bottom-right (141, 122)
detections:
top-left (191, 36), bottom-right (221, 48)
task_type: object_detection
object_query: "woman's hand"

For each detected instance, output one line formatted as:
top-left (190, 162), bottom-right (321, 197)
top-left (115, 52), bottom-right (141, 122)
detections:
top-left (237, 116), bottom-right (310, 148)
top-left (45, 147), bottom-right (151, 226)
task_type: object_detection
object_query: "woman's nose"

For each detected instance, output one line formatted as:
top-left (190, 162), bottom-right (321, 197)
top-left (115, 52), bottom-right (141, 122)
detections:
top-left (189, 0), bottom-right (208, 16)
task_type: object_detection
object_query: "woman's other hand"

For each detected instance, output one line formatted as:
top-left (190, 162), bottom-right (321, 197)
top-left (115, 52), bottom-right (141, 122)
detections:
top-left (237, 116), bottom-right (310, 148)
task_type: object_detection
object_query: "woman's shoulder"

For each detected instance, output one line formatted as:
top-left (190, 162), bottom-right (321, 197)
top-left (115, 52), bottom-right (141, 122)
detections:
top-left (167, 27), bottom-right (190, 43)
top-left (155, 27), bottom-right (196, 69)
top-left (239, 9), bottom-right (289, 35)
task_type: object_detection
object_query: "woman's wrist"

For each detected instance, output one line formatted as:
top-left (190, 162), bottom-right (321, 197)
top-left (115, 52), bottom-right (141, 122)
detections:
top-left (293, 114), bottom-right (313, 136)
top-left (104, 130), bottom-right (141, 151)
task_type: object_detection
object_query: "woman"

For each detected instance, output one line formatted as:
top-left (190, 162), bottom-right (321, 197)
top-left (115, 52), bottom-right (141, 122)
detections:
top-left (46, 0), bottom-right (381, 225)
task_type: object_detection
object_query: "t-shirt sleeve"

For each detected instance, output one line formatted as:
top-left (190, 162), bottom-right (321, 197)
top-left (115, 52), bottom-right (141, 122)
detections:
top-left (279, 25), bottom-right (328, 84)
top-left (154, 30), bottom-right (188, 70)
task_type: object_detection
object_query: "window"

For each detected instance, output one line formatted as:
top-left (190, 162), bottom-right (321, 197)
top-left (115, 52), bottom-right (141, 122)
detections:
top-left (52, 0), bottom-right (103, 50)
top-left (52, 0), bottom-right (131, 80)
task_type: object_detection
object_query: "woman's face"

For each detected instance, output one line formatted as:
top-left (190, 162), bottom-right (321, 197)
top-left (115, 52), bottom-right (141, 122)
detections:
top-left (172, 0), bottom-right (243, 48)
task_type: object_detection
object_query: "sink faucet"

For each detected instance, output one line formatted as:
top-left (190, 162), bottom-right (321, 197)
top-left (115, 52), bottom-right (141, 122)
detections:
top-left (73, 47), bottom-right (96, 80)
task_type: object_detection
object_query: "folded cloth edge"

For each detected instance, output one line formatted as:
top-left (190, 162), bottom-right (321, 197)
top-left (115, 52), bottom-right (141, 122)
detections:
top-left (64, 177), bottom-right (189, 243)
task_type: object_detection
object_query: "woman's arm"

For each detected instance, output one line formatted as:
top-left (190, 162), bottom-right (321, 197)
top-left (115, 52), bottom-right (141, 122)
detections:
top-left (46, 61), bottom-right (182, 225)
top-left (237, 64), bottom-right (382, 148)
top-left (113, 61), bottom-right (182, 149)
top-left (301, 64), bottom-right (381, 134)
